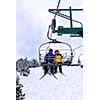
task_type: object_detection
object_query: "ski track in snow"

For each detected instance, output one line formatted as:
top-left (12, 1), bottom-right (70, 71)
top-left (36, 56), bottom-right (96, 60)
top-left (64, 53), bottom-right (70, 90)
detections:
top-left (20, 66), bottom-right (83, 100)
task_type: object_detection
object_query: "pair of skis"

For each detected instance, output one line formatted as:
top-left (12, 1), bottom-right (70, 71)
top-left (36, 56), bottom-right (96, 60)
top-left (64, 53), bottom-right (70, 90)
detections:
top-left (40, 73), bottom-right (58, 80)
top-left (40, 72), bottom-right (64, 80)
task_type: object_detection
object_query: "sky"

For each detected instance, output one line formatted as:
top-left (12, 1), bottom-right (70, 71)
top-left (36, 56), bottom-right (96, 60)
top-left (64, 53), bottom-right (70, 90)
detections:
top-left (16, 0), bottom-right (83, 61)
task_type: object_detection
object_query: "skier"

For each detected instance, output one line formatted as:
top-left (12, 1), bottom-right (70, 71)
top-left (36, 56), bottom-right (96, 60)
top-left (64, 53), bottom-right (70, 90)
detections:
top-left (54, 50), bottom-right (63, 74)
top-left (43, 48), bottom-right (55, 75)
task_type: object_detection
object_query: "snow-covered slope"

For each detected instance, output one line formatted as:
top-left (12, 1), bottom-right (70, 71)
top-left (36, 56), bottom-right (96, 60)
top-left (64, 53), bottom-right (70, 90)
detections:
top-left (20, 66), bottom-right (83, 100)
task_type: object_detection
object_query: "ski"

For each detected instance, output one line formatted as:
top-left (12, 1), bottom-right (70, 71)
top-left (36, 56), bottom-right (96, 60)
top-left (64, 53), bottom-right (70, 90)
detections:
top-left (60, 72), bottom-right (64, 76)
top-left (52, 73), bottom-right (58, 79)
top-left (39, 74), bottom-right (47, 80)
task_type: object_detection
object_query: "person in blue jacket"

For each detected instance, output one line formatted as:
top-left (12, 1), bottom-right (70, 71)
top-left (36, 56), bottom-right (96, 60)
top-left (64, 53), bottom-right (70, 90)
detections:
top-left (43, 48), bottom-right (55, 75)
top-left (44, 49), bottom-right (55, 63)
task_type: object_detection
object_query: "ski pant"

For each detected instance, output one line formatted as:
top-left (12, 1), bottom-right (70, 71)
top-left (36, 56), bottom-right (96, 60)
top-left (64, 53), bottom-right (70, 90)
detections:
top-left (43, 62), bottom-right (54, 75)
top-left (54, 62), bottom-right (62, 73)
top-left (43, 66), bottom-right (48, 75)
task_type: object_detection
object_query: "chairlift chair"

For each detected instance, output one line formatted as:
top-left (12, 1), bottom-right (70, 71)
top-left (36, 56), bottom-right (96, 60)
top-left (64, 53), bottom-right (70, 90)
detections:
top-left (38, 39), bottom-right (74, 67)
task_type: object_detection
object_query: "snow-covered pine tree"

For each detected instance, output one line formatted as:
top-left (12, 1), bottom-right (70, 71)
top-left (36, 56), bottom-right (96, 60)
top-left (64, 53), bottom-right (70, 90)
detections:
top-left (16, 58), bottom-right (30, 76)
top-left (16, 57), bottom-right (39, 76)
top-left (16, 75), bottom-right (25, 100)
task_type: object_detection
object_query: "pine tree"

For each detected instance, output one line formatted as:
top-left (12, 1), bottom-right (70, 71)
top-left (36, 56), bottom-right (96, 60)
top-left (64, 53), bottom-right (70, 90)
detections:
top-left (16, 58), bottom-right (30, 76)
top-left (16, 75), bottom-right (25, 100)
top-left (16, 57), bottom-right (39, 76)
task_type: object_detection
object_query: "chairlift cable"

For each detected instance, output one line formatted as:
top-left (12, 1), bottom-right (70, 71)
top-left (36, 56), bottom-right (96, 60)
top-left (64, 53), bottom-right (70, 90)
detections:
top-left (73, 45), bottom-right (83, 51)
top-left (72, 45), bottom-right (83, 58)
top-left (54, 0), bottom-right (61, 19)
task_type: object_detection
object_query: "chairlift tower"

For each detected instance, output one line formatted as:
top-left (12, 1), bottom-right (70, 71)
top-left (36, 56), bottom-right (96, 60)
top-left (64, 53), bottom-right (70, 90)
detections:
top-left (49, 6), bottom-right (83, 38)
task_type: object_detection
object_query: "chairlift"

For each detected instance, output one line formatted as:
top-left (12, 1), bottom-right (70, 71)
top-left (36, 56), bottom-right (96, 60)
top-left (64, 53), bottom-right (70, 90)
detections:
top-left (38, 39), bottom-right (74, 67)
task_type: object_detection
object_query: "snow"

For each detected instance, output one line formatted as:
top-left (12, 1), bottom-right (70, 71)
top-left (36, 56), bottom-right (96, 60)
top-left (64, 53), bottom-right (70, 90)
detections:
top-left (20, 66), bottom-right (83, 100)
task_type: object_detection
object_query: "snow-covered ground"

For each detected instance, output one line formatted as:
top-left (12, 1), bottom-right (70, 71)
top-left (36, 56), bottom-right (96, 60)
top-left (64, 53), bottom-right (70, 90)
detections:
top-left (20, 66), bottom-right (83, 100)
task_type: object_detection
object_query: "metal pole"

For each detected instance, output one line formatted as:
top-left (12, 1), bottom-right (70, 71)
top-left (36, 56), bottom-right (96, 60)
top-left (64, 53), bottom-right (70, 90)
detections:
top-left (69, 6), bottom-right (73, 28)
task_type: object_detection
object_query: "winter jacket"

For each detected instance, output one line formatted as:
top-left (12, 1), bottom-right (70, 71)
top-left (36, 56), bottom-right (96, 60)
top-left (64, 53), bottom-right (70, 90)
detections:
top-left (44, 52), bottom-right (55, 63)
top-left (54, 54), bottom-right (62, 63)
